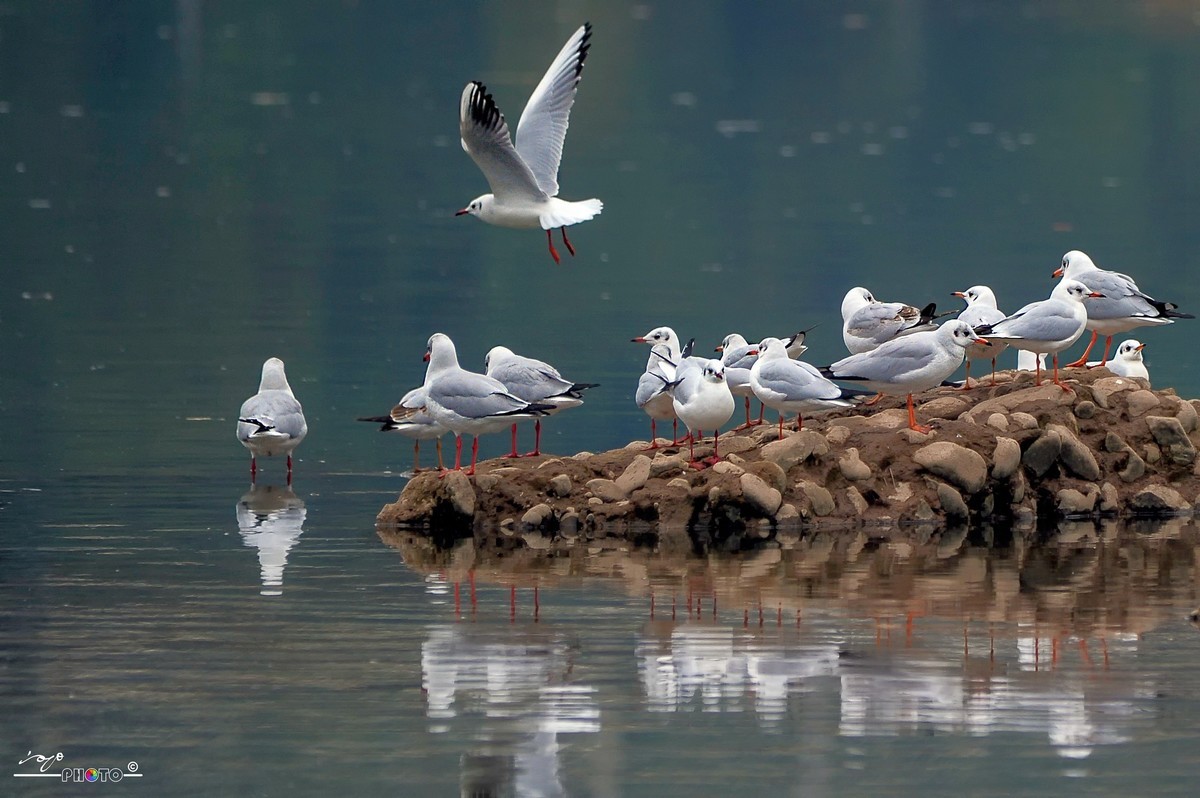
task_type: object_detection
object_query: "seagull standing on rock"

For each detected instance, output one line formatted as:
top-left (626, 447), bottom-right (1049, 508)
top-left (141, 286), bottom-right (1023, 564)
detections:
top-left (822, 321), bottom-right (988, 434)
top-left (420, 333), bottom-right (554, 476)
top-left (1053, 249), bottom-right (1192, 367)
top-left (484, 345), bottom-right (598, 457)
top-left (750, 337), bottom-right (870, 440)
top-left (456, 23), bottom-right (603, 263)
top-left (841, 286), bottom-right (940, 354)
top-left (974, 280), bottom-right (1102, 390)
top-left (952, 285), bottom-right (1009, 387)
top-left (667, 359), bottom-right (735, 468)
top-left (636, 343), bottom-right (681, 448)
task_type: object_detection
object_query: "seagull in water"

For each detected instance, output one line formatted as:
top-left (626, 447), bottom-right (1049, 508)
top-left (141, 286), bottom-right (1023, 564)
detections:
top-left (456, 23), bottom-right (603, 264)
top-left (1053, 249), bottom-right (1192, 367)
top-left (237, 357), bottom-right (308, 484)
top-left (484, 345), bottom-right (598, 457)
top-left (358, 385), bottom-right (447, 473)
top-left (1090, 339), bottom-right (1149, 382)
top-left (841, 286), bottom-right (939, 354)
top-left (822, 321), bottom-right (987, 434)
top-left (750, 337), bottom-right (870, 440)
top-left (420, 333), bottom-right (554, 476)
top-left (952, 285), bottom-right (1009, 387)
top-left (974, 279), bottom-right (1102, 390)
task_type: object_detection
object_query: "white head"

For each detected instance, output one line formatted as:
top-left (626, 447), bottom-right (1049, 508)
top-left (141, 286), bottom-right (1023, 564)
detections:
top-left (700, 359), bottom-right (726, 384)
top-left (941, 320), bottom-right (989, 351)
top-left (841, 287), bottom-right (875, 318)
top-left (455, 194), bottom-right (492, 219)
top-left (633, 326), bottom-right (681, 355)
top-left (1116, 339), bottom-right (1145, 362)
top-left (717, 333), bottom-right (749, 353)
top-left (259, 357), bottom-right (293, 393)
top-left (1053, 279), bottom-right (1103, 303)
top-left (1055, 250), bottom-right (1098, 279)
top-left (756, 337), bottom-right (787, 360)
top-left (953, 285), bottom-right (999, 308)
top-left (483, 345), bottom-right (516, 374)
top-left (424, 333), bottom-right (460, 373)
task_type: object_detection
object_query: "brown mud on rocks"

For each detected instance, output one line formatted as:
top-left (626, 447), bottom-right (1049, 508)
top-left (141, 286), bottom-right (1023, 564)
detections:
top-left (378, 368), bottom-right (1200, 542)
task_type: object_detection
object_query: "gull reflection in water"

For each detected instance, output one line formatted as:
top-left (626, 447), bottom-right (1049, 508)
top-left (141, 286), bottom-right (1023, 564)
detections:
top-left (235, 484), bottom-right (306, 596)
top-left (422, 624), bottom-right (599, 798)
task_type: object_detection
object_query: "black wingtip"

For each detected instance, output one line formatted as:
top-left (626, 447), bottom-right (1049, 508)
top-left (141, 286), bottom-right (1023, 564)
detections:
top-left (918, 303), bottom-right (938, 324)
top-left (239, 417), bottom-right (275, 433)
top-left (974, 323), bottom-right (995, 336)
top-left (569, 382), bottom-right (600, 393)
top-left (1155, 300), bottom-right (1195, 320)
top-left (467, 81), bottom-right (504, 132)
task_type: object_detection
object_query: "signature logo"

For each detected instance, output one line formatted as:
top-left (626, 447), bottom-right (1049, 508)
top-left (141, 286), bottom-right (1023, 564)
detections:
top-left (13, 751), bottom-right (142, 782)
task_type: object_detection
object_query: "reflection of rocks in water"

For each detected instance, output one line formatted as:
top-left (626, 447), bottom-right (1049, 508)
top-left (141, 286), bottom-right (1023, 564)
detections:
top-left (421, 624), bottom-right (598, 798)
top-left (236, 484), bottom-right (306, 596)
top-left (383, 518), bottom-right (1200, 640)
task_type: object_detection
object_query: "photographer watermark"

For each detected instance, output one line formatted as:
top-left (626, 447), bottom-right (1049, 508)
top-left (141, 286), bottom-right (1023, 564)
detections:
top-left (14, 751), bottom-right (143, 782)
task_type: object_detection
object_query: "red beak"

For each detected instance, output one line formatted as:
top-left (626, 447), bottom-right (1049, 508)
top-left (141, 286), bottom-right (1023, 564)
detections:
top-left (1088, 291), bottom-right (1105, 298)
top-left (631, 337), bottom-right (647, 343)
top-left (455, 208), bottom-right (470, 216)
top-left (423, 351), bottom-right (430, 362)
top-left (746, 348), bottom-right (759, 356)
top-left (1052, 267), bottom-right (1064, 278)
top-left (951, 291), bottom-right (965, 298)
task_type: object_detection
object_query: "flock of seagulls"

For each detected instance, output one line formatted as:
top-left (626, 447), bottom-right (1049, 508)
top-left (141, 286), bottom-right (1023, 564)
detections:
top-left (233, 24), bottom-right (1192, 480)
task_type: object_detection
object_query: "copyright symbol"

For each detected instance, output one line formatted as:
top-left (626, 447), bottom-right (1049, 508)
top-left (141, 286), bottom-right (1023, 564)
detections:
top-left (127, 762), bottom-right (138, 773)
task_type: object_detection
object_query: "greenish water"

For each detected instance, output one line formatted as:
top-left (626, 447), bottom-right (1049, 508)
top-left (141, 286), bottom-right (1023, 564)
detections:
top-left (3, 2), bottom-right (1200, 795)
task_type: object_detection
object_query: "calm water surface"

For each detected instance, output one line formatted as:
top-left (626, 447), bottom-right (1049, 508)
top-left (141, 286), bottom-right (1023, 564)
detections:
top-left (4, 2), bottom-right (1200, 795)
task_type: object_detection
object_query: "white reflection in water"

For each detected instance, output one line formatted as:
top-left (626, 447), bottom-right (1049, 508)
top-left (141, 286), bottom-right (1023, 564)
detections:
top-left (235, 484), bottom-right (305, 596)
top-left (422, 624), bottom-right (599, 798)
top-left (638, 625), bottom-right (841, 724)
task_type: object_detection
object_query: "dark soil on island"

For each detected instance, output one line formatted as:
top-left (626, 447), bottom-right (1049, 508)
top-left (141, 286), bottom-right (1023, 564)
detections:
top-left (378, 367), bottom-right (1200, 550)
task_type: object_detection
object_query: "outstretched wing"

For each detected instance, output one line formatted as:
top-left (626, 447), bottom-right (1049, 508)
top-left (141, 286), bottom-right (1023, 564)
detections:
top-left (514, 23), bottom-right (592, 198)
top-left (460, 81), bottom-right (547, 202)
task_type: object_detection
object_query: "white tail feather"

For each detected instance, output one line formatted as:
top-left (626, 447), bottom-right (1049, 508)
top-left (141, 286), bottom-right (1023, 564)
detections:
top-left (540, 197), bottom-right (603, 229)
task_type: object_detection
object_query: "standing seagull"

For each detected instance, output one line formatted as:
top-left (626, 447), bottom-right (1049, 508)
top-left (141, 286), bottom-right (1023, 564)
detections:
top-left (841, 287), bottom-right (939, 354)
top-left (716, 329), bottom-right (811, 429)
top-left (358, 385), bottom-right (447, 473)
top-left (952, 285), bottom-right (1009, 387)
top-left (974, 280), bottom-right (1102, 390)
top-left (822, 321), bottom-right (987, 434)
top-left (237, 357), bottom-right (308, 484)
top-left (484, 345), bottom-right (598, 457)
top-left (456, 23), bottom-right (603, 263)
top-left (636, 343), bottom-right (680, 448)
top-left (750, 337), bottom-right (869, 440)
top-left (421, 334), bottom-right (553, 476)
top-left (1053, 249), bottom-right (1192, 367)
top-left (668, 359), bottom-right (735, 468)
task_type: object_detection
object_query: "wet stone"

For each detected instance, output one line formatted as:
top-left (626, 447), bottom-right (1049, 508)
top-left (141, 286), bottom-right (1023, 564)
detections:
top-left (913, 442), bottom-right (987, 494)
top-left (936, 482), bottom-right (969, 520)
top-left (586, 478), bottom-right (627, 503)
top-left (443, 471), bottom-right (476, 517)
top-left (548, 474), bottom-right (572, 498)
top-left (844, 486), bottom-right (869, 516)
top-left (1056, 488), bottom-right (1095, 516)
top-left (798, 481), bottom-right (835, 517)
top-left (1130, 485), bottom-right (1192, 514)
top-left (1119, 450), bottom-right (1145, 483)
top-left (1073, 400), bottom-right (1096, 419)
top-left (740, 472), bottom-right (782, 517)
top-left (1022, 430), bottom-right (1062, 478)
top-left (991, 437), bottom-right (1021, 480)
top-left (1049, 424), bottom-right (1100, 481)
top-left (838, 447), bottom-right (872, 481)
top-left (1145, 416), bottom-right (1196, 466)
top-left (521, 503), bottom-right (553, 529)
top-left (1100, 483), bottom-right (1119, 513)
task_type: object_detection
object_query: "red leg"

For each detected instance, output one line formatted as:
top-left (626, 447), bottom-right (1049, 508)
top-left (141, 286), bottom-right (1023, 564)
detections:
top-left (1035, 355), bottom-right (1042, 386)
top-left (286, 455), bottom-right (292, 473)
top-left (1052, 354), bottom-right (1073, 392)
top-left (435, 438), bottom-right (445, 471)
top-left (546, 230), bottom-right (561, 264)
top-left (958, 360), bottom-right (973, 390)
top-left (710, 428), bottom-right (721, 465)
top-left (1064, 331), bottom-right (1098, 369)
top-left (865, 393), bottom-right (883, 406)
top-left (797, 412), bottom-right (804, 431)
top-left (1092, 336), bottom-right (1114, 368)
top-left (466, 436), bottom-right (479, 476)
top-left (454, 435), bottom-right (463, 469)
top-left (523, 419), bottom-right (542, 457)
top-left (647, 419), bottom-right (660, 449)
top-left (503, 423), bottom-right (520, 458)
top-left (250, 457), bottom-right (257, 482)
top-left (735, 397), bottom-right (754, 431)
top-left (412, 441), bottom-right (421, 473)
top-left (990, 357), bottom-right (998, 386)
top-left (560, 227), bottom-right (576, 257)
top-left (907, 394), bottom-right (932, 434)
top-left (757, 403), bottom-right (765, 425)
top-left (778, 413), bottom-right (784, 441)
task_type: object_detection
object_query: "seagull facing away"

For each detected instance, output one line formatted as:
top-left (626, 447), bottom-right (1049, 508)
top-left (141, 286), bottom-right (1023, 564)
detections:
top-left (667, 359), bottom-right (735, 468)
top-left (1090, 339), bottom-right (1149, 382)
top-left (952, 285), bottom-right (1009, 388)
top-left (1053, 249), bottom-right (1192, 367)
top-left (237, 357), bottom-right (308, 484)
top-left (841, 286), bottom-right (940, 354)
top-left (822, 321), bottom-right (987, 434)
top-left (750, 337), bottom-right (870, 440)
top-left (421, 333), bottom-right (554, 476)
top-left (357, 385), bottom-right (447, 473)
top-left (484, 345), bottom-right (598, 457)
top-left (974, 279), bottom-right (1102, 390)
top-left (456, 23), bottom-right (603, 264)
